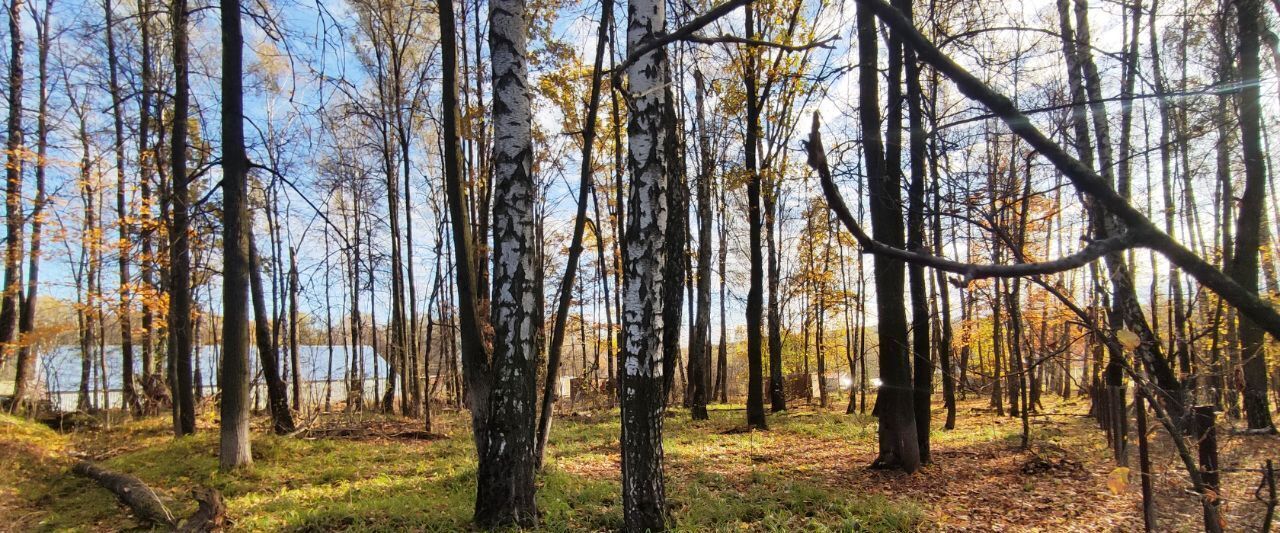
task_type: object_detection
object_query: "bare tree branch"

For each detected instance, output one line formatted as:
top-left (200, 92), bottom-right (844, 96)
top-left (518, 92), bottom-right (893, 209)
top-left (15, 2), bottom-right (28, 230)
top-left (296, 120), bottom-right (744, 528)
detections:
top-left (858, 0), bottom-right (1280, 341)
top-left (614, 0), bottom-right (757, 77)
top-left (685, 33), bottom-right (838, 52)
top-left (804, 113), bottom-right (1146, 284)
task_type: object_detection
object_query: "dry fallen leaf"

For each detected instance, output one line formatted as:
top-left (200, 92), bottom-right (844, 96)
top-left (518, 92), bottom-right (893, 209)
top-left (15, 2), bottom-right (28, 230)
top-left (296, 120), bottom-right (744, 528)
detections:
top-left (1107, 467), bottom-right (1131, 495)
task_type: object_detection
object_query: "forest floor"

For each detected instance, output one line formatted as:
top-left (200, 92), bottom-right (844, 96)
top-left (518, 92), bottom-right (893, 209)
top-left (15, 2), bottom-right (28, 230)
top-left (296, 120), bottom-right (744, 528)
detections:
top-left (1, 394), bottom-right (1276, 531)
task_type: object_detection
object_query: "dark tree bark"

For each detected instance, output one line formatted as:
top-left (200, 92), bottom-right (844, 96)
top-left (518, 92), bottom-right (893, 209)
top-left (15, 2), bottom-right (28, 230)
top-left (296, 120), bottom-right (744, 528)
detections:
top-left (288, 249), bottom-right (302, 412)
top-left (930, 144), bottom-right (956, 430)
top-left (896, 0), bottom-right (932, 462)
top-left (9, 0), bottom-right (48, 414)
top-left (766, 182), bottom-right (785, 412)
top-left (535, 0), bottom-right (612, 465)
top-left (104, 0), bottom-right (142, 418)
top-left (688, 68), bottom-right (714, 421)
top-left (249, 228), bottom-right (295, 434)
top-left (137, 0), bottom-right (157, 383)
top-left (437, 0), bottom-right (490, 461)
top-left (1229, 0), bottom-right (1276, 431)
top-left (0, 0), bottom-right (24, 371)
top-left (169, 0), bottom-right (195, 436)
top-left (218, 0), bottom-right (253, 469)
top-left (661, 82), bottom-right (687, 404)
top-left (857, 3), bottom-right (919, 473)
top-left (716, 166), bottom-right (729, 404)
top-left (743, 4), bottom-right (768, 429)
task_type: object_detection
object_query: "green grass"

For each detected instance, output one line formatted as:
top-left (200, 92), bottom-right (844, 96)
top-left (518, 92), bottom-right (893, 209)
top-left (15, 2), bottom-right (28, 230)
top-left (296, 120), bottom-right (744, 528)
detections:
top-left (4, 407), bottom-right (923, 532)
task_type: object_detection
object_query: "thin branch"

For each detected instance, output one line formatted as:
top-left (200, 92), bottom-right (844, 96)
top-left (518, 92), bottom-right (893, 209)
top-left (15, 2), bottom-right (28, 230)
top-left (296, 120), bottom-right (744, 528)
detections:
top-left (685, 34), bottom-right (838, 52)
top-left (613, 0), bottom-right (757, 76)
top-left (247, 162), bottom-right (351, 250)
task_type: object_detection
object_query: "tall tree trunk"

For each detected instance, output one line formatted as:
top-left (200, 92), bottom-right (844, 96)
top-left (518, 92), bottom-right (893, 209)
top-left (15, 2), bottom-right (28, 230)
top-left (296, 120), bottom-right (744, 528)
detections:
top-left (932, 160), bottom-right (956, 430)
top-left (766, 180), bottom-right (785, 412)
top-left (535, 0), bottom-right (612, 463)
top-left (249, 228), bottom-right (294, 434)
top-left (688, 68), bottom-right (714, 421)
top-left (620, 0), bottom-right (670, 526)
top-left (345, 190), bottom-right (364, 411)
top-left (324, 229), bottom-right (335, 413)
top-left (743, 4), bottom-right (768, 429)
top-left (169, 0), bottom-right (195, 436)
top-left (136, 0), bottom-right (156, 383)
top-left (288, 249), bottom-right (302, 413)
top-left (9, 0), bottom-right (47, 414)
top-left (861, 2), bottom-right (920, 472)
top-left (438, 0), bottom-right (491, 463)
top-left (0, 0), bottom-right (24, 371)
top-left (218, 0), bottom-right (253, 468)
top-left (1229, 0), bottom-right (1276, 431)
top-left (661, 83), bottom-right (686, 405)
top-left (716, 166), bottom-right (729, 404)
top-left (1078, 0), bottom-right (1181, 430)
top-left (1149, 0), bottom-right (1191, 382)
top-left (474, 0), bottom-right (539, 524)
top-left (898, 0), bottom-right (932, 461)
top-left (591, 188), bottom-right (615, 399)
top-left (104, 0), bottom-right (142, 418)
top-left (75, 110), bottom-right (93, 412)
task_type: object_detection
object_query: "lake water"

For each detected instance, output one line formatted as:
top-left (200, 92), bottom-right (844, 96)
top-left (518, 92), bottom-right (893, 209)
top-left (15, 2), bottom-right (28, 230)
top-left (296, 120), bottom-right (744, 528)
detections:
top-left (34, 344), bottom-right (396, 412)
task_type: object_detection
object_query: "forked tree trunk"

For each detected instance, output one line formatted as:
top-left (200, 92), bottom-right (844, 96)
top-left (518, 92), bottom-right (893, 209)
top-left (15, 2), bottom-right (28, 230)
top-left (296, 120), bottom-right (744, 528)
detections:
top-left (859, 3), bottom-right (919, 473)
top-left (438, 0), bottom-right (492, 477)
top-left (9, 0), bottom-right (49, 414)
top-left (137, 0), bottom-right (157, 384)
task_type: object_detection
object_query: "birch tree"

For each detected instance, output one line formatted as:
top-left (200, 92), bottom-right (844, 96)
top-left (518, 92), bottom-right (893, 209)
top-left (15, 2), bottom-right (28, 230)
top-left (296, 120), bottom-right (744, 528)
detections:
top-left (621, 0), bottom-right (671, 525)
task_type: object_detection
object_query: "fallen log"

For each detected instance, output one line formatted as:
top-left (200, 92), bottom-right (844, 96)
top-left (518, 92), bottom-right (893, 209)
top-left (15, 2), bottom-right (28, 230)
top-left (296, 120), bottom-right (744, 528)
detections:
top-left (72, 460), bottom-right (176, 527)
top-left (71, 461), bottom-right (228, 531)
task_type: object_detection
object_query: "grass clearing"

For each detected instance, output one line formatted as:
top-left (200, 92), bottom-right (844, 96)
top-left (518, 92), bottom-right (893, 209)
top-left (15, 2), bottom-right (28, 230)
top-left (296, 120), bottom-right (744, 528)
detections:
top-left (1, 397), bottom-right (1161, 531)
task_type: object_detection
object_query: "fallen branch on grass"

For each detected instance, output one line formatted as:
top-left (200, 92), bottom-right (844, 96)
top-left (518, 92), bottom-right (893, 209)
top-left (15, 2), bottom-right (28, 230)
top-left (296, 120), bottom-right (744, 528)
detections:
top-left (71, 461), bottom-right (226, 532)
top-left (72, 461), bottom-right (176, 527)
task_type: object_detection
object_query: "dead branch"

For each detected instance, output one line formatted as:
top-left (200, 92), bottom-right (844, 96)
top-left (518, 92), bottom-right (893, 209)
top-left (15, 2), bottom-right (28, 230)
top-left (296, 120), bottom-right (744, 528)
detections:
top-left (685, 34), bottom-right (838, 52)
top-left (804, 113), bottom-right (1145, 284)
top-left (72, 461), bottom-right (227, 532)
top-left (177, 487), bottom-right (226, 533)
top-left (71, 461), bottom-right (177, 527)
top-left (856, 0), bottom-right (1280, 342)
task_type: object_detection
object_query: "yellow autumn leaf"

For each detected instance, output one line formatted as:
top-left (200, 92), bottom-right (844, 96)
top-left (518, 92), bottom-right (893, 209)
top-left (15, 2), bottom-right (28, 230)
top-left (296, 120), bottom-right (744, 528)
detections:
top-left (1107, 467), bottom-right (1130, 495)
top-left (1116, 329), bottom-right (1141, 351)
